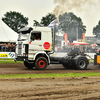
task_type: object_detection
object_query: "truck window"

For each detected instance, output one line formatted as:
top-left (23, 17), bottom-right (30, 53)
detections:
top-left (31, 31), bottom-right (41, 41)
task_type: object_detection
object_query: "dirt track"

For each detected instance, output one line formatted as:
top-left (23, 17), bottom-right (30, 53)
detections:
top-left (0, 63), bottom-right (100, 100)
top-left (0, 63), bottom-right (100, 75)
top-left (0, 77), bottom-right (100, 100)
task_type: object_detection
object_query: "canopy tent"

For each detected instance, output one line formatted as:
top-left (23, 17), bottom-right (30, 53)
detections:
top-left (0, 19), bottom-right (18, 42)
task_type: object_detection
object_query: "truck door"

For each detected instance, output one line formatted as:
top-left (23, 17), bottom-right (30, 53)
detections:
top-left (29, 31), bottom-right (42, 51)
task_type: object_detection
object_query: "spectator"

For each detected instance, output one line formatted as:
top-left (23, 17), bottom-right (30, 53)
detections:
top-left (57, 44), bottom-right (62, 52)
top-left (55, 45), bottom-right (58, 52)
top-left (97, 48), bottom-right (100, 53)
top-left (0, 44), bottom-right (1, 51)
top-left (13, 44), bottom-right (15, 52)
top-left (11, 43), bottom-right (14, 52)
top-left (0, 43), bottom-right (16, 52)
top-left (5, 43), bottom-right (8, 52)
top-left (8, 43), bottom-right (11, 52)
top-left (71, 45), bottom-right (80, 53)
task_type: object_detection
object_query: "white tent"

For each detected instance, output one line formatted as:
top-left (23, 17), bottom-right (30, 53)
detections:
top-left (0, 19), bottom-right (18, 42)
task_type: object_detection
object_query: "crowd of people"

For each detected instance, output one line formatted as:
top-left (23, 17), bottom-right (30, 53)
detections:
top-left (0, 42), bottom-right (100, 53)
top-left (55, 44), bottom-right (100, 53)
top-left (0, 43), bottom-right (15, 52)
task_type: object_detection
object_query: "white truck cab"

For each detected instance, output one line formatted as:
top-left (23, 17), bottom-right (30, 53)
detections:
top-left (15, 27), bottom-right (53, 69)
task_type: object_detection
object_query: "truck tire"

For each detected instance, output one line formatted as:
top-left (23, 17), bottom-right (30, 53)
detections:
top-left (35, 57), bottom-right (48, 70)
top-left (24, 61), bottom-right (34, 69)
top-left (76, 59), bottom-right (87, 70)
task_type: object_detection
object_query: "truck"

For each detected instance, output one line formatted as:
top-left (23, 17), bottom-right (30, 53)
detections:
top-left (15, 27), bottom-right (89, 70)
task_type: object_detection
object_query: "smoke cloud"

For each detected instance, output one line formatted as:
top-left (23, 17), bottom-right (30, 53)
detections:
top-left (53, 0), bottom-right (100, 36)
top-left (53, 0), bottom-right (98, 17)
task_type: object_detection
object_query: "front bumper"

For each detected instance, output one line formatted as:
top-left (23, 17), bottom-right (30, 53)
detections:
top-left (14, 56), bottom-right (28, 61)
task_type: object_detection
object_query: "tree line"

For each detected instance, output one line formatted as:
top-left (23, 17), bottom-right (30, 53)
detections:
top-left (2, 11), bottom-right (100, 40)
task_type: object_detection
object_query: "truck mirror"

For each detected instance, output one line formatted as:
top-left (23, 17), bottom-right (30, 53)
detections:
top-left (31, 35), bottom-right (34, 41)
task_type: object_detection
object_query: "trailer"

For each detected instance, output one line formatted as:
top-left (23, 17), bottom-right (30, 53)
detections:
top-left (15, 27), bottom-right (89, 70)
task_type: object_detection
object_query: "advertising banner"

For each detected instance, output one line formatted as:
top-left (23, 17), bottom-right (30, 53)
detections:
top-left (82, 33), bottom-right (85, 40)
top-left (0, 52), bottom-right (15, 58)
top-left (64, 33), bottom-right (67, 43)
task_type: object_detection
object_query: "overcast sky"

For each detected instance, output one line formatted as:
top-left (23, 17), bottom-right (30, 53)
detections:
top-left (0, 0), bottom-right (55, 25)
top-left (0, 0), bottom-right (100, 36)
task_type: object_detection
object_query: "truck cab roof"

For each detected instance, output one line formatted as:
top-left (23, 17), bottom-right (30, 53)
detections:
top-left (32, 27), bottom-right (51, 32)
top-left (19, 27), bottom-right (51, 34)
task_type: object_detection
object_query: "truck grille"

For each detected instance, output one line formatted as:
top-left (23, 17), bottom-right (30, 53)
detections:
top-left (18, 44), bottom-right (22, 48)
top-left (18, 44), bottom-right (22, 55)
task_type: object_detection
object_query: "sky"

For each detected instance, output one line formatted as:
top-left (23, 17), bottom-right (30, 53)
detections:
top-left (0, 0), bottom-right (100, 36)
top-left (0, 0), bottom-right (55, 25)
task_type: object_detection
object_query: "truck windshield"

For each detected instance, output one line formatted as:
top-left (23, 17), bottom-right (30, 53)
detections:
top-left (18, 33), bottom-right (29, 41)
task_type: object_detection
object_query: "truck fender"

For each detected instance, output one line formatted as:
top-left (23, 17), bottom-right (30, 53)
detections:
top-left (34, 52), bottom-right (50, 64)
top-left (73, 55), bottom-right (89, 65)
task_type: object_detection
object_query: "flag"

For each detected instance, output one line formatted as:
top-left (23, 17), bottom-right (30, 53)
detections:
top-left (82, 33), bottom-right (85, 40)
top-left (64, 33), bottom-right (67, 43)
top-left (48, 19), bottom-right (59, 29)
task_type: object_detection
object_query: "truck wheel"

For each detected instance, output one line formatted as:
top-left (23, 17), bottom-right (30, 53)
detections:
top-left (35, 57), bottom-right (48, 70)
top-left (76, 59), bottom-right (87, 70)
top-left (24, 61), bottom-right (34, 69)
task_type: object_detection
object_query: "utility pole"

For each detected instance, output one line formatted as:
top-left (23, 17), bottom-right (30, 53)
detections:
top-left (76, 25), bottom-right (78, 41)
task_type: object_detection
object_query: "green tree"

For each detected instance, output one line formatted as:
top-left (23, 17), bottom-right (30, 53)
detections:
top-left (59, 12), bottom-right (86, 41)
top-left (33, 20), bottom-right (41, 26)
top-left (2, 11), bottom-right (28, 33)
top-left (93, 21), bottom-right (100, 38)
top-left (40, 13), bottom-right (56, 26)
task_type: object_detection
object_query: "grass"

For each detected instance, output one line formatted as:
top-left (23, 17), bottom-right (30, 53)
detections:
top-left (0, 73), bottom-right (100, 79)
top-left (90, 59), bottom-right (94, 63)
top-left (0, 58), bottom-right (23, 63)
top-left (0, 61), bottom-right (23, 63)
top-left (0, 58), bottom-right (14, 60)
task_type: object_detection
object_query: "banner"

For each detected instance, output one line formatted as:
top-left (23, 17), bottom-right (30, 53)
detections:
top-left (0, 52), bottom-right (15, 58)
top-left (82, 33), bottom-right (85, 40)
top-left (64, 33), bottom-right (67, 43)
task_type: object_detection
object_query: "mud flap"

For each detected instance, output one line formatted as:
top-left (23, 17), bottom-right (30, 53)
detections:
top-left (94, 55), bottom-right (97, 65)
